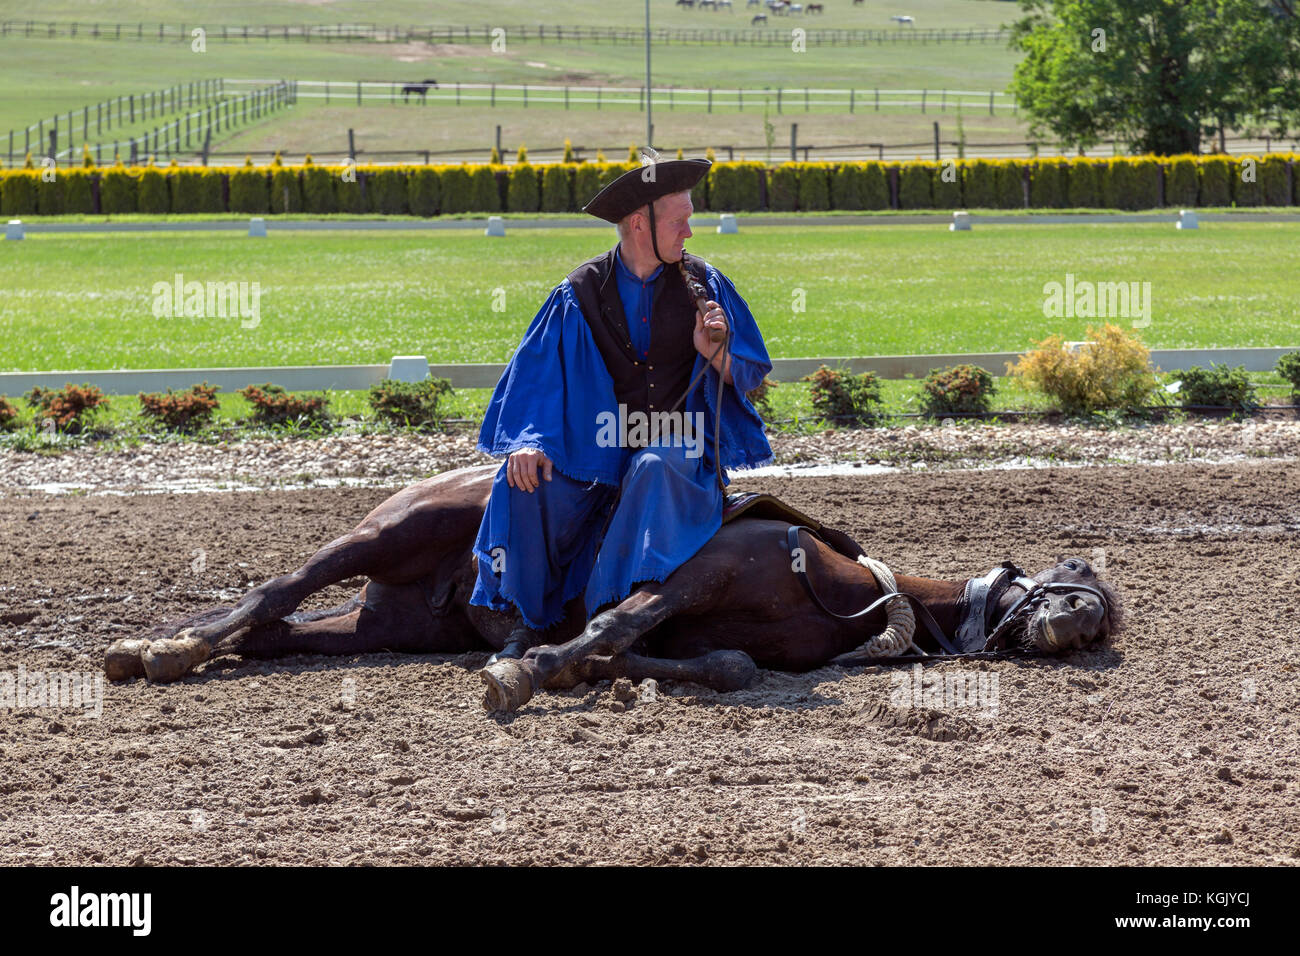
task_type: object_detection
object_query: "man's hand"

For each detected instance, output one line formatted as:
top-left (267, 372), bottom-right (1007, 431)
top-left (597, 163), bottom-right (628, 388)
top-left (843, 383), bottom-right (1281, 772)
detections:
top-left (507, 448), bottom-right (553, 493)
top-left (693, 299), bottom-right (733, 384)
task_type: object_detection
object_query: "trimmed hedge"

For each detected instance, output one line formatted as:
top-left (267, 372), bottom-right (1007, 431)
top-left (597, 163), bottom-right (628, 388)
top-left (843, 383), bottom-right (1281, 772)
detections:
top-left (710, 161), bottom-right (765, 211)
top-left (4, 154), bottom-right (1295, 217)
top-left (897, 162), bottom-right (932, 210)
top-left (138, 167), bottom-right (170, 213)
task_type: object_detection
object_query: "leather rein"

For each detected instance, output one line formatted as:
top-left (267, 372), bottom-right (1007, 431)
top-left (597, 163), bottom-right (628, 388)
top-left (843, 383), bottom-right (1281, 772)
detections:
top-left (785, 525), bottom-right (1112, 663)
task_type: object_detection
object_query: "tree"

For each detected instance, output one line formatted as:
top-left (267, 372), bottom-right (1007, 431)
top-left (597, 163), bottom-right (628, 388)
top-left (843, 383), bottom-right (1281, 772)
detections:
top-left (1009, 0), bottom-right (1300, 155)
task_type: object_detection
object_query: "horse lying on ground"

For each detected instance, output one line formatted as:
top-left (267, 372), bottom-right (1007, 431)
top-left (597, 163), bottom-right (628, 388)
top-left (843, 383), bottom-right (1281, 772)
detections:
top-left (105, 463), bottom-right (1124, 713)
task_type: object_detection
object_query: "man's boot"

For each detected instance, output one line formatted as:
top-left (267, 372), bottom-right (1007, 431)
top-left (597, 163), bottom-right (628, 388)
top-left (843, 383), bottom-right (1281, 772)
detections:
top-left (486, 612), bottom-right (547, 664)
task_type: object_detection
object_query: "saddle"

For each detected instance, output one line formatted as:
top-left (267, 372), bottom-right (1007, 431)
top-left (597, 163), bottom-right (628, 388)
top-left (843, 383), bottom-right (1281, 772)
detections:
top-left (721, 491), bottom-right (868, 564)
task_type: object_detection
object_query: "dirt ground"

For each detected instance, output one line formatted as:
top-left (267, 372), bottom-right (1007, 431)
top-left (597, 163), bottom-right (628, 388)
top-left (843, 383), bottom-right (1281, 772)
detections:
top-left (1, 460), bottom-right (1297, 866)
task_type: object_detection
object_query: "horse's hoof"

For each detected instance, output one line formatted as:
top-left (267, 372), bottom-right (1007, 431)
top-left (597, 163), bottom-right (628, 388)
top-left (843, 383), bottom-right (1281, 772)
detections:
top-left (141, 632), bottom-right (210, 683)
top-left (479, 659), bottom-right (537, 713)
top-left (702, 650), bottom-right (757, 692)
top-left (104, 639), bottom-right (150, 681)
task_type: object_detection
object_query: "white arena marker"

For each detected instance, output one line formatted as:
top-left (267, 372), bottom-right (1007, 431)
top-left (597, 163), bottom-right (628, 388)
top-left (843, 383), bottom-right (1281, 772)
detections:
top-left (949, 210), bottom-right (972, 231)
top-left (388, 355), bottom-right (431, 383)
top-left (5, 219), bottom-right (23, 240)
top-left (248, 217), bottom-right (267, 238)
top-left (1176, 209), bottom-right (1198, 230)
top-left (717, 213), bottom-right (739, 234)
top-left (485, 216), bottom-right (506, 237)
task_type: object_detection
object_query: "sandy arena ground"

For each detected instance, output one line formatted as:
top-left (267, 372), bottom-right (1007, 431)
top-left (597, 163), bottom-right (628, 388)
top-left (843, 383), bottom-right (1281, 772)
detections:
top-left (1, 459), bottom-right (1297, 865)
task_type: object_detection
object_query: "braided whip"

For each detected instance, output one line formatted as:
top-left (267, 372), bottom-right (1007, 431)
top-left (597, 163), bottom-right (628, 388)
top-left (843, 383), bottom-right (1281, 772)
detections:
top-left (675, 260), bottom-right (730, 493)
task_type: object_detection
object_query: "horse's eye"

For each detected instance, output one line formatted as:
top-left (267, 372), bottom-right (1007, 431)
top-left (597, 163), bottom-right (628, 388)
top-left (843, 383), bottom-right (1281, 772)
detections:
top-left (1064, 560), bottom-right (1079, 570)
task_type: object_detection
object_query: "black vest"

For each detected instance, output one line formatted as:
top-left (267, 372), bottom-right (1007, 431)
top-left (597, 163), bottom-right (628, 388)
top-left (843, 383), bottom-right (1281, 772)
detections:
top-left (567, 247), bottom-right (706, 418)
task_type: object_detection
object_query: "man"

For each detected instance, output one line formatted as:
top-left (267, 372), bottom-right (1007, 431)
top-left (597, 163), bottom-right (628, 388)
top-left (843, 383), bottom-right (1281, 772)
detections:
top-left (470, 156), bottom-right (773, 657)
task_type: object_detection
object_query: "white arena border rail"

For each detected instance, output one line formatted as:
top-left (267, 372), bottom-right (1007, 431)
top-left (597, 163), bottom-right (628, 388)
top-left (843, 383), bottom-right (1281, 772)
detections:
top-left (3, 349), bottom-right (1296, 396)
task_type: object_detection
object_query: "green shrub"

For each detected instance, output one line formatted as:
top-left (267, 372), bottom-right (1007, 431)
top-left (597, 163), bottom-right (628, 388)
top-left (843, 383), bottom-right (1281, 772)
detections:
top-left (796, 163), bottom-right (832, 211)
top-left (919, 364), bottom-right (996, 417)
top-left (407, 166), bottom-right (441, 216)
top-left (573, 164), bottom-right (602, 211)
top-left (690, 164), bottom-right (709, 212)
top-left (61, 169), bottom-right (95, 213)
top-left (367, 377), bottom-right (453, 426)
top-left (100, 166), bottom-right (137, 213)
top-left (137, 167), bottom-right (169, 213)
top-left (1066, 159), bottom-right (1100, 208)
top-left (138, 383), bottom-right (220, 431)
top-left (897, 163), bottom-right (932, 209)
top-left (1009, 323), bottom-right (1158, 415)
top-left (270, 166), bottom-right (302, 213)
top-left (171, 168), bottom-right (223, 213)
top-left (1239, 155), bottom-right (1290, 207)
top-left (1261, 155), bottom-right (1290, 206)
top-left (35, 173), bottom-right (64, 215)
top-left (768, 163), bottom-right (799, 211)
top-left (1115, 158), bottom-right (1160, 210)
top-left (437, 166), bottom-right (472, 214)
top-left (931, 160), bottom-right (962, 208)
top-left (1164, 157), bottom-right (1198, 207)
top-left (336, 168), bottom-right (366, 213)
top-left (1198, 157), bottom-right (1232, 206)
top-left (540, 163), bottom-right (573, 212)
top-left (710, 162), bottom-right (764, 211)
top-left (25, 383), bottom-right (109, 434)
top-left (507, 163), bottom-right (540, 212)
top-left (366, 167), bottom-right (407, 214)
top-left (962, 160), bottom-right (998, 208)
top-left (803, 365), bottom-right (883, 424)
top-left (1175, 364), bottom-right (1258, 412)
top-left (994, 161), bottom-right (1024, 209)
top-left (469, 165), bottom-right (501, 212)
top-left (237, 383), bottom-right (330, 427)
top-left (1275, 351), bottom-right (1300, 396)
top-left (1029, 159), bottom-right (1066, 208)
top-left (302, 166), bottom-right (338, 213)
top-left (228, 168), bottom-right (268, 213)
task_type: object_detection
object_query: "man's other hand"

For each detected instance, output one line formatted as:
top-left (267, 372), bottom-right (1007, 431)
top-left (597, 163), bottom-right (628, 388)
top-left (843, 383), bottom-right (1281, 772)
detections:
top-left (507, 448), bottom-right (553, 493)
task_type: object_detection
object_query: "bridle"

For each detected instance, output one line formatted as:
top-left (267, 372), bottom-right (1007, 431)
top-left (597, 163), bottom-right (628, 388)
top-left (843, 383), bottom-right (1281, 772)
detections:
top-left (786, 525), bottom-right (1113, 663)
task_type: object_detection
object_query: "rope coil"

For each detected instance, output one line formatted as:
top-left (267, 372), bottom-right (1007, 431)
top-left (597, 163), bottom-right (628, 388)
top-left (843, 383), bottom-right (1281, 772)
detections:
top-left (850, 555), bottom-right (920, 658)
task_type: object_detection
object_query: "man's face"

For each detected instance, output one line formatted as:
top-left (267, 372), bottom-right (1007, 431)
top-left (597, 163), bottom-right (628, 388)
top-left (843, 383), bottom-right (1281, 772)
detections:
top-left (643, 191), bottom-right (694, 261)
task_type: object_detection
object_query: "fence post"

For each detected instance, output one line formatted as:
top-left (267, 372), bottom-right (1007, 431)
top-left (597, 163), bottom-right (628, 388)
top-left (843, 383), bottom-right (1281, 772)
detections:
top-left (356, 80), bottom-right (361, 105)
top-left (849, 89), bottom-right (854, 114)
top-left (790, 123), bottom-right (797, 162)
top-left (933, 121), bottom-right (940, 161)
top-left (875, 88), bottom-right (879, 111)
top-left (989, 90), bottom-right (994, 115)
top-left (708, 88), bottom-right (712, 113)
top-left (922, 90), bottom-right (926, 113)
top-left (777, 88), bottom-right (782, 114)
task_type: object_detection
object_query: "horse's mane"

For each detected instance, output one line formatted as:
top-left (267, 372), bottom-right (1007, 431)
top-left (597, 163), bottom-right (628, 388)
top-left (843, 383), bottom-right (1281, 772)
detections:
top-left (1094, 578), bottom-right (1127, 639)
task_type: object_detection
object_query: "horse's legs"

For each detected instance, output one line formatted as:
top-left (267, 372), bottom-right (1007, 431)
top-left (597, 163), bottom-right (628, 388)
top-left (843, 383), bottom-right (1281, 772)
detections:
top-left (480, 576), bottom-right (717, 712)
top-left (546, 650), bottom-right (756, 695)
top-left (104, 596), bottom-right (364, 681)
top-left (136, 524), bottom-right (429, 682)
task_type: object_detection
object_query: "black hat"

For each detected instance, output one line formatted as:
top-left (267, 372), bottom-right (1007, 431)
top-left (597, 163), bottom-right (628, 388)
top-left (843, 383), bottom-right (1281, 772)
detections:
top-left (582, 155), bottom-right (711, 223)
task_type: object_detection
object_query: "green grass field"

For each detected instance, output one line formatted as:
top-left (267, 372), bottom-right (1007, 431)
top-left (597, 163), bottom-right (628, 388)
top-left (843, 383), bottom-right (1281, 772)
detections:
top-left (2, 222), bottom-right (1298, 374)
top-left (0, 0), bottom-right (1025, 162)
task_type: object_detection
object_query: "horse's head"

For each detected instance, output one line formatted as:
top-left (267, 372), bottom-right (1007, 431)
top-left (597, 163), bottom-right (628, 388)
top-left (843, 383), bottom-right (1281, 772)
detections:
top-left (996, 557), bottom-right (1124, 654)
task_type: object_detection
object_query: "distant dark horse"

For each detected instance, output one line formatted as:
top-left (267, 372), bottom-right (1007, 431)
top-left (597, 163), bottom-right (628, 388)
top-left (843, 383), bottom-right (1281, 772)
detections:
top-left (401, 79), bottom-right (439, 103)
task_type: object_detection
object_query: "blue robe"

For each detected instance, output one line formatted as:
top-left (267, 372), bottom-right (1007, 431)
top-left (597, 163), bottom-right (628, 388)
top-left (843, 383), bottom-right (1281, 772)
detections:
top-left (470, 254), bottom-right (773, 629)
